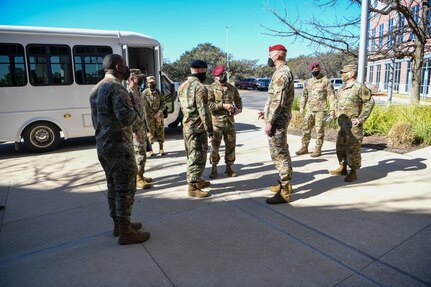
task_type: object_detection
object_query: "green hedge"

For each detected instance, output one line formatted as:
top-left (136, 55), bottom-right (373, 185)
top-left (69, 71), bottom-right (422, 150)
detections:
top-left (364, 105), bottom-right (431, 145)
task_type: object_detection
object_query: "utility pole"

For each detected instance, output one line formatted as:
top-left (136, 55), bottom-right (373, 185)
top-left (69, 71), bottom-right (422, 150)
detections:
top-left (226, 26), bottom-right (231, 82)
top-left (358, 0), bottom-right (370, 84)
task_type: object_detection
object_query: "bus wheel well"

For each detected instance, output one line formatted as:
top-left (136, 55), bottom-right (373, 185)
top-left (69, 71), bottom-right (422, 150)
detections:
top-left (21, 121), bottom-right (61, 152)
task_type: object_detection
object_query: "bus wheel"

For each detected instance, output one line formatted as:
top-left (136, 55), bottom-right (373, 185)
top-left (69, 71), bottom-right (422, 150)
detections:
top-left (22, 122), bottom-right (60, 152)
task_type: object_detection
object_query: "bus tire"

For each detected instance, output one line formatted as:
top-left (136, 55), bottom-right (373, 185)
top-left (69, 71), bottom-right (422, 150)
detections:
top-left (22, 122), bottom-right (60, 152)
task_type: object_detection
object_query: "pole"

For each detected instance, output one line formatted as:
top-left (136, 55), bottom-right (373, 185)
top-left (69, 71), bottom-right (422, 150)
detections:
top-left (226, 26), bottom-right (231, 82)
top-left (357, 0), bottom-right (370, 84)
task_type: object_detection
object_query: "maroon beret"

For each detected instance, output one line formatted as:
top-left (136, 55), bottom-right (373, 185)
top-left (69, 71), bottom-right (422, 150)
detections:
top-left (269, 44), bottom-right (287, 52)
top-left (310, 62), bottom-right (320, 71)
top-left (212, 65), bottom-right (225, 76)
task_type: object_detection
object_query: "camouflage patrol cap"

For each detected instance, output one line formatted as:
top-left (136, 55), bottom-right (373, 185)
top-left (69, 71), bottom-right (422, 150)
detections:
top-left (340, 64), bottom-right (358, 73)
top-left (130, 69), bottom-right (143, 77)
top-left (146, 76), bottom-right (156, 82)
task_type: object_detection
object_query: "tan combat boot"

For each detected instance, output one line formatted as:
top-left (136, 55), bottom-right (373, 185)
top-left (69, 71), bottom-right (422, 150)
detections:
top-left (266, 183), bottom-right (292, 204)
top-left (113, 222), bottom-right (143, 237)
top-left (344, 169), bottom-right (358, 182)
top-left (295, 146), bottom-right (309, 156)
top-left (197, 178), bottom-right (210, 189)
top-left (188, 183), bottom-right (209, 198)
top-left (159, 142), bottom-right (165, 156)
top-left (269, 182), bottom-right (281, 192)
top-left (147, 150), bottom-right (155, 157)
top-left (225, 164), bottom-right (237, 177)
top-left (209, 165), bottom-right (218, 179)
top-left (329, 164), bottom-right (348, 176)
top-left (137, 175), bottom-right (151, 189)
top-left (310, 148), bottom-right (322, 157)
top-left (118, 223), bottom-right (150, 245)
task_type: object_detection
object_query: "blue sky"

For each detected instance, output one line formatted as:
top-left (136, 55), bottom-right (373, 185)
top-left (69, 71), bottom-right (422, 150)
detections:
top-left (1, 0), bottom-right (360, 65)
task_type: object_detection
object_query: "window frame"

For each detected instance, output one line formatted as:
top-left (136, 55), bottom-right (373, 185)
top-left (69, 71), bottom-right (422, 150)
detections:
top-left (0, 43), bottom-right (28, 87)
top-left (72, 45), bottom-right (113, 85)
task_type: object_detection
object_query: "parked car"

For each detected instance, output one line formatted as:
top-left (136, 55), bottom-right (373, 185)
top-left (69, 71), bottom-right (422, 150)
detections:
top-left (330, 78), bottom-right (343, 90)
top-left (256, 78), bottom-right (270, 91)
top-left (236, 78), bottom-right (259, 90)
top-left (294, 80), bottom-right (304, 89)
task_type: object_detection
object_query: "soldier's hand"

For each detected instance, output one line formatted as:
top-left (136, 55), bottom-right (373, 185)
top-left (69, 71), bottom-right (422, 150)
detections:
top-left (234, 108), bottom-right (242, 115)
top-left (222, 104), bottom-right (233, 113)
top-left (352, 118), bottom-right (360, 126)
top-left (264, 123), bottom-right (273, 136)
top-left (257, 111), bottom-right (265, 120)
top-left (135, 131), bottom-right (143, 143)
top-left (330, 110), bottom-right (336, 119)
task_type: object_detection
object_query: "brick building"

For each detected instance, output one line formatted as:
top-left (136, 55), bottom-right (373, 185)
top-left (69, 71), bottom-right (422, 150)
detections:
top-left (366, 0), bottom-right (431, 98)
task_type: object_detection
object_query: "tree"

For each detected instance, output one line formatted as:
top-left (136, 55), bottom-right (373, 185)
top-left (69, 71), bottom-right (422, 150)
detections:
top-left (263, 0), bottom-right (431, 103)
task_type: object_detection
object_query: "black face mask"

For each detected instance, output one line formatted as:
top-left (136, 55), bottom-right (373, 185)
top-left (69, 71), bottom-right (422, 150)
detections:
top-left (149, 83), bottom-right (156, 90)
top-left (193, 72), bottom-right (207, 83)
top-left (136, 78), bottom-right (144, 87)
top-left (267, 57), bottom-right (275, 67)
top-left (219, 73), bottom-right (227, 83)
top-left (312, 70), bottom-right (320, 77)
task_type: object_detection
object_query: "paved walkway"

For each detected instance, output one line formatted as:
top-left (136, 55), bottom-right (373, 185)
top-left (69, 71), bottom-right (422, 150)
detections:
top-left (0, 108), bottom-right (430, 287)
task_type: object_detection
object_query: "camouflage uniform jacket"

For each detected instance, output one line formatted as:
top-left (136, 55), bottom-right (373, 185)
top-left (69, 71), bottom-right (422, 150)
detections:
top-left (208, 81), bottom-right (242, 127)
top-left (89, 73), bottom-right (143, 155)
top-left (301, 75), bottom-right (336, 112)
top-left (128, 86), bottom-right (148, 133)
top-left (143, 88), bottom-right (166, 117)
top-left (178, 76), bottom-right (213, 135)
top-left (336, 81), bottom-right (375, 124)
top-left (264, 63), bottom-right (295, 128)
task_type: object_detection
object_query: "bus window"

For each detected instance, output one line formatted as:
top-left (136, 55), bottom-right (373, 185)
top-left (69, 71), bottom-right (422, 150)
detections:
top-left (73, 45), bottom-right (112, 85)
top-left (27, 44), bottom-right (73, 86)
top-left (0, 43), bottom-right (27, 87)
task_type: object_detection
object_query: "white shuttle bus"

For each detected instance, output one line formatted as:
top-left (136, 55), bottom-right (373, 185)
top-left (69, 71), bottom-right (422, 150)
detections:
top-left (0, 25), bottom-right (182, 152)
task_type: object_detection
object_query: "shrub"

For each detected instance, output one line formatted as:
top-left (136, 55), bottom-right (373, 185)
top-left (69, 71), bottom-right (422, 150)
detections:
top-left (387, 122), bottom-right (414, 148)
top-left (289, 111), bottom-right (303, 130)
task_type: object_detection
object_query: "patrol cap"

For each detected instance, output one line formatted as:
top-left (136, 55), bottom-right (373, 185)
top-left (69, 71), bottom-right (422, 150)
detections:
top-left (340, 64), bottom-right (358, 73)
top-left (310, 62), bottom-right (320, 71)
top-left (146, 76), bottom-right (156, 82)
top-left (268, 44), bottom-right (287, 52)
top-left (190, 59), bottom-right (208, 68)
top-left (212, 65), bottom-right (226, 76)
top-left (130, 69), bottom-right (143, 77)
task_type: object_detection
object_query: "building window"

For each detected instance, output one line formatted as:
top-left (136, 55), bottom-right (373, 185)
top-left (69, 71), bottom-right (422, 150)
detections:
top-left (73, 45), bottom-right (113, 85)
top-left (369, 65), bottom-right (374, 84)
top-left (376, 64), bottom-right (381, 87)
top-left (379, 24), bottom-right (384, 48)
top-left (410, 5), bottom-right (420, 40)
top-left (384, 63), bottom-right (391, 90)
top-left (0, 43), bottom-right (27, 87)
top-left (394, 62), bottom-right (401, 91)
top-left (371, 28), bottom-right (376, 51)
top-left (27, 44), bottom-right (73, 86)
top-left (420, 59), bottom-right (430, 96)
top-left (406, 61), bottom-right (411, 92)
top-left (388, 18), bottom-right (394, 47)
top-left (397, 13), bottom-right (405, 44)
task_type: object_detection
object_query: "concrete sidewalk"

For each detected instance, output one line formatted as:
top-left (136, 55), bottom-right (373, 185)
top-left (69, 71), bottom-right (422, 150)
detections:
top-left (0, 108), bottom-right (430, 287)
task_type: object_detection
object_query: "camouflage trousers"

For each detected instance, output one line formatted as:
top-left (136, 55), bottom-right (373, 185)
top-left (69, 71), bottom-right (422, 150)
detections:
top-left (97, 151), bottom-right (137, 225)
top-left (336, 118), bottom-right (364, 169)
top-left (184, 132), bottom-right (208, 183)
top-left (133, 132), bottom-right (147, 177)
top-left (210, 125), bottom-right (236, 166)
top-left (147, 116), bottom-right (164, 144)
top-left (268, 126), bottom-right (293, 186)
top-left (301, 111), bottom-right (326, 149)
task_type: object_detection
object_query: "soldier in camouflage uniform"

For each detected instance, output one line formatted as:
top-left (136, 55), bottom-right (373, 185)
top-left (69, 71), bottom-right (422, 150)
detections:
top-left (178, 60), bottom-right (213, 198)
top-left (89, 54), bottom-right (150, 245)
top-left (143, 76), bottom-right (166, 156)
top-left (329, 64), bottom-right (374, 182)
top-left (296, 62), bottom-right (336, 157)
top-left (127, 69), bottom-right (152, 190)
top-left (208, 65), bottom-right (243, 179)
top-left (258, 44), bottom-right (295, 205)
